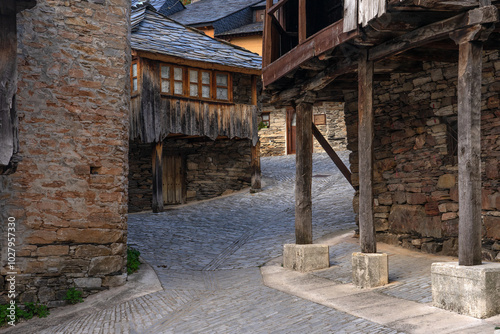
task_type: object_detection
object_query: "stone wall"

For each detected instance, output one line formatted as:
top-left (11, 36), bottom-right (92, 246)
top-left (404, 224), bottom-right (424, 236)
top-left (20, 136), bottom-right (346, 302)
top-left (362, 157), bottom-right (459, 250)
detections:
top-left (0, 0), bottom-right (130, 307)
top-left (345, 51), bottom-right (500, 261)
top-left (129, 138), bottom-right (252, 212)
top-left (259, 102), bottom-right (347, 156)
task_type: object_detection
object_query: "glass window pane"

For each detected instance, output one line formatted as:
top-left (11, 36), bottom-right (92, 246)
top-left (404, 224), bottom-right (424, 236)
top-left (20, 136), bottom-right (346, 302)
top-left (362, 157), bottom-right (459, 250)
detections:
top-left (202, 85), bottom-right (210, 98)
top-left (132, 63), bottom-right (137, 77)
top-left (217, 87), bottom-right (228, 100)
top-left (133, 78), bottom-right (137, 91)
top-left (190, 84), bottom-right (198, 97)
top-left (161, 80), bottom-right (170, 93)
top-left (292, 113), bottom-right (296, 126)
top-left (174, 81), bottom-right (183, 95)
top-left (216, 73), bottom-right (228, 86)
top-left (202, 72), bottom-right (210, 84)
top-left (161, 65), bottom-right (170, 79)
top-left (189, 70), bottom-right (198, 83)
top-left (174, 67), bottom-right (183, 80)
top-left (262, 114), bottom-right (269, 121)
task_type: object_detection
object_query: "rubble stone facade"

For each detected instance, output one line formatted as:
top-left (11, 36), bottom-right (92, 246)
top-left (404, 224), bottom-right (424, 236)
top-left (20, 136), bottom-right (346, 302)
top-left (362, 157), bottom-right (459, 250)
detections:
top-left (0, 0), bottom-right (130, 307)
top-left (129, 138), bottom-right (252, 212)
top-left (259, 102), bottom-right (347, 156)
top-left (345, 51), bottom-right (500, 261)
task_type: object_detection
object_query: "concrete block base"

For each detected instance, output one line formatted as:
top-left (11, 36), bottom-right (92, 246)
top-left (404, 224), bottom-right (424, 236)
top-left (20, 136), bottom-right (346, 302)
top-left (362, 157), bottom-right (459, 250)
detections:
top-left (431, 262), bottom-right (500, 319)
top-left (352, 252), bottom-right (389, 288)
top-left (283, 244), bottom-right (329, 272)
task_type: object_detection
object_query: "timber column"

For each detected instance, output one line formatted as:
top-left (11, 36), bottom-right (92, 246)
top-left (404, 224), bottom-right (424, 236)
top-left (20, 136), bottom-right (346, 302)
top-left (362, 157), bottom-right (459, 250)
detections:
top-left (295, 94), bottom-right (315, 244)
top-left (352, 48), bottom-right (388, 288)
top-left (152, 141), bottom-right (164, 213)
top-left (432, 14), bottom-right (500, 319)
top-left (283, 93), bottom-right (329, 273)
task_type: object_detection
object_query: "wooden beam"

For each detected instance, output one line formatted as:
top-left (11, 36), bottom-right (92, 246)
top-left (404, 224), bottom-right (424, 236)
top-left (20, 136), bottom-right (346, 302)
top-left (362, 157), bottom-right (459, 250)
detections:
top-left (358, 49), bottom-right (376, 254)
top-left (251, 75), bottom-right (258, 106)
top-left (295, 97), bottom-right (314, 244)
top-left (263, 0), bottom-right (274, 67)
top-left (451, 26), bottom-right (487, 266)
top-left (152, 141), bottom-right (164, 213)
top-left (262, 19), bottom-right (358, 87)
top-left (312, 123), bottom-right (353, 188)
top-left (134, 50), bottom-right (261, 76)
top-left (267, 0), bottom-right (291, 16)
top-left (298, 0), bottom-right (307, 43)
top-left (369, 5), bottom-right (499, 62)
top-left (251, 141), bottom-right (262, 191)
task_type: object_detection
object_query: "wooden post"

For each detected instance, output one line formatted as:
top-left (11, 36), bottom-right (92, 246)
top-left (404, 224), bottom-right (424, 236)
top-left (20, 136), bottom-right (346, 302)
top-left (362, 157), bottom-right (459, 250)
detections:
top-left (152, 141), bottom-right (164, 213)
top-left (263, 0), bottom-right (274, 67)
top-left (451, 25), bottom-right (489, 266)
top-left (358, 49), bottom-right (376, 254)
top-left (295, 94), bottom-right (314, 244)
top-left (251, 141), bottom-right (262, 191)
top-left (251, 75), bottom-right (258, 106)
top-left (298, 0), bottom-right (307, 43)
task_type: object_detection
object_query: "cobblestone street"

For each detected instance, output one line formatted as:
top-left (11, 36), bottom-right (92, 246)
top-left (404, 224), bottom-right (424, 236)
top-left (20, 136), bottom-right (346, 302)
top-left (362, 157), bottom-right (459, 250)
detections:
top-left (23, 152), bottom-right (497, 333)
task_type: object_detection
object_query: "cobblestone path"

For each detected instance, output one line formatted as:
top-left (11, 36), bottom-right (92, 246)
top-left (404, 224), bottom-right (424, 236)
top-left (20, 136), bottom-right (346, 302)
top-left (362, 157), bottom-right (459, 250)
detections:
top-left (42, 152), bottom-right (405, 333)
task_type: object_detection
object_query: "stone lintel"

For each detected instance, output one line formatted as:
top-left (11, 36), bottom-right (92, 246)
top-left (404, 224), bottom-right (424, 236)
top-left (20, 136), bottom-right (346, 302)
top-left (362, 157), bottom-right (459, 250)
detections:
top-left (431, 262), bottom-right (500, 318)
top-left (283, 244), bottom-right (329, 272)
top-left (352, 252), bottom-right (389, 288)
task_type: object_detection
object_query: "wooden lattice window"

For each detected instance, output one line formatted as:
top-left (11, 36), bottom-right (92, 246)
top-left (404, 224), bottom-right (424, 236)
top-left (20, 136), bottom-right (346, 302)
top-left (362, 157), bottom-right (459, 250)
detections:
top-left (173, 67), bottom-right (184, 95)
top-left (131, 61), bottom-right (138, 93)
top-left (261, 113), bottom-right (270, 127)
top-left (160, 64), bottom-right (170, 93)
top-left (215, 73), bottom-right (230, 101)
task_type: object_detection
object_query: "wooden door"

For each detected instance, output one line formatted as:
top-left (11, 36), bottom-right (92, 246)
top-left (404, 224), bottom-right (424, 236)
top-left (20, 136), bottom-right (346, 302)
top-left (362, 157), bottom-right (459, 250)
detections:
top-left (287, 107), bottom-right (296, 154)
top-left (162, 155), bottom-right (185, 205)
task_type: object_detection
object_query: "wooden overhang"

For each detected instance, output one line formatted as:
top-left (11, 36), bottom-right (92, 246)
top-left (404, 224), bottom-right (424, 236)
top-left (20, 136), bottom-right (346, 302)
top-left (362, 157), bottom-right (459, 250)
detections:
top-left (262, 0), bottom-right (500, 106)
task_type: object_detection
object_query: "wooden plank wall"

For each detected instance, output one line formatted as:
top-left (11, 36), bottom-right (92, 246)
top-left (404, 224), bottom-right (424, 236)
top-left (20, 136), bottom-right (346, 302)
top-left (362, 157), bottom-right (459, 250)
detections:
top-left (343, 0), bottom-right (358, 32)
top-left (131, 58), bottom-right (258, 146)
top-left (358, 0), bottom-right (386, 27)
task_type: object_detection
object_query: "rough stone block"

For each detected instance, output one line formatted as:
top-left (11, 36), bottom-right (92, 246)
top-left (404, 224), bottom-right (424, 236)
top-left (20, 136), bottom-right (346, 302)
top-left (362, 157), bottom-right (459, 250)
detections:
top-left (102, 274), bottom-right (127, 287)
top-left (74, 277), bottom-right (102, 289)
top-left (88, 256), bottom-right (124, 275)
top-left (283, 244), bottom-right (329, 272)
top-left (432, 262), bottom-right (500, 318)
top-left (352, 252), bottom-right (389, 288)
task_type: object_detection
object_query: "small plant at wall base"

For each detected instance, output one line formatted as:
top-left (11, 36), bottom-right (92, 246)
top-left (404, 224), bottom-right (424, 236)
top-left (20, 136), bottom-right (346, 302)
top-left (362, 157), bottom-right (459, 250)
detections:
top-left (64, 288), bottom-right (83, 304)
top-left (0, 302), bottom-right (50, 326)
top-left (258, 121), bottom-right (268, 130)
top-left (127, 247), bottom-right (141, 275)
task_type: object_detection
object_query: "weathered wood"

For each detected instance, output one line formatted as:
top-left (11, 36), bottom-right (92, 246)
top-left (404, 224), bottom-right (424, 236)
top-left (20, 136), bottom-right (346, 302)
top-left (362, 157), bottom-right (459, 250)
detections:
top-left (343, 0), bottom-right (358, 32)
top-left (359, 0), bottom-right (386, 27)
top-left (369, 5), bottom-right (499, 62)
top-left (358, 49), bottom-right (376, 254)
top-left (295, 101), bottom-right (314, 245)
top-left (262, 19), bottom-right (358, 87)
top-left (312, 123), bottom-right (353, 188)
top-left (263, 0), bottom-right (274, 67)
top-left (267, 0), bottom-right (291, 16)
top-left (152, 141), bottom-right (164, 213)
top-left (299, 0), bottom-right (307, 43)
top-left (0, 4), bottom-right (18, 170)
top-left (450, 29), bottom-right (485, 266)
top-left (251, 141), bottom-right (262, 190)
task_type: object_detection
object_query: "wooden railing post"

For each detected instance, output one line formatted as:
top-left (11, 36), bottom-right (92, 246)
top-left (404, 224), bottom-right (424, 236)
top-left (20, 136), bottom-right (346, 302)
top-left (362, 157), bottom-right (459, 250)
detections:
top-left (295, 93), bottom-right (315, 244)
top-left (450, 25), bottom-right (491, 266)
top-left (152, 141), bottom-right (164, 213)
top-left (358, 48), bottom-right (376, 254)
top-left (298, 0), bottom-right (307, 43)
top-left (263, 0), bottom-right (274, 67)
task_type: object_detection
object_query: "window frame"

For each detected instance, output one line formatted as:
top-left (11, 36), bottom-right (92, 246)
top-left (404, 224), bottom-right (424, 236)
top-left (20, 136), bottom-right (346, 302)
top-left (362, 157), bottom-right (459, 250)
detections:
top-left (131, 60), bottom-right (139, 95)
top-left (261, 112), bottom-right (270, 127)
top-left (159, 63), bottom-right (232, 102)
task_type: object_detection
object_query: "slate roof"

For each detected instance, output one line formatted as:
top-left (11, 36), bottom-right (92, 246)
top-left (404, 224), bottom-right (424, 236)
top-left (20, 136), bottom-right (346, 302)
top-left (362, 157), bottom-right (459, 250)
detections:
top-left (131, 6), bottom-right (262, 71)
top-left (168, 0), bottom-right (263, 26)
top-left (216, 21), bottom-right (263, 37)
top-left (131, 0), bottom-right (166, 10)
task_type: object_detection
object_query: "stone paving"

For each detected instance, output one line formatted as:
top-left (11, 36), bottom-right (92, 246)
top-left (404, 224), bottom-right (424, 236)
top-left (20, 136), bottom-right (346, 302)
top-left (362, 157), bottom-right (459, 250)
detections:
top-left (36, 152), bottom-right (412, 333)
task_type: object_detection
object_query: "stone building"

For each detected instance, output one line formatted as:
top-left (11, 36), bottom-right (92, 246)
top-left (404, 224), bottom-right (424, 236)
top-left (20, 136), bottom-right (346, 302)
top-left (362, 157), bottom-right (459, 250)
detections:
top-left (128, 5), bottom-right (261, 213)
top-left (0, 0), bottom-right (130, 307)
top-left (259, 102), bottom-right (347, 157)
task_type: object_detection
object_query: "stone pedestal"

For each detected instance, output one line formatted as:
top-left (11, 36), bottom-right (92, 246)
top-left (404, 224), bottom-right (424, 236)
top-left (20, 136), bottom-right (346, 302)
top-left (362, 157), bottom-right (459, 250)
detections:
top-left (352, 252), bottom-right (389, 288)
top-left (431, 262), bottom-right (500, 319)
top-left (283, 244), bottom-right (329, 272)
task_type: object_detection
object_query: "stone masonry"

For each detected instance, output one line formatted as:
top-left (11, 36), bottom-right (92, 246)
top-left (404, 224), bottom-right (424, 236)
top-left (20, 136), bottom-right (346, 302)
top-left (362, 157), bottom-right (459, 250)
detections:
top-left (345, 50), bottom-right (500, 261)
top-left (129, 138), bottom-right (253, 212)
top-left (0, 0), bottom-right (130, 307)
top-left (259, 102), bottom-right (347, 156)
